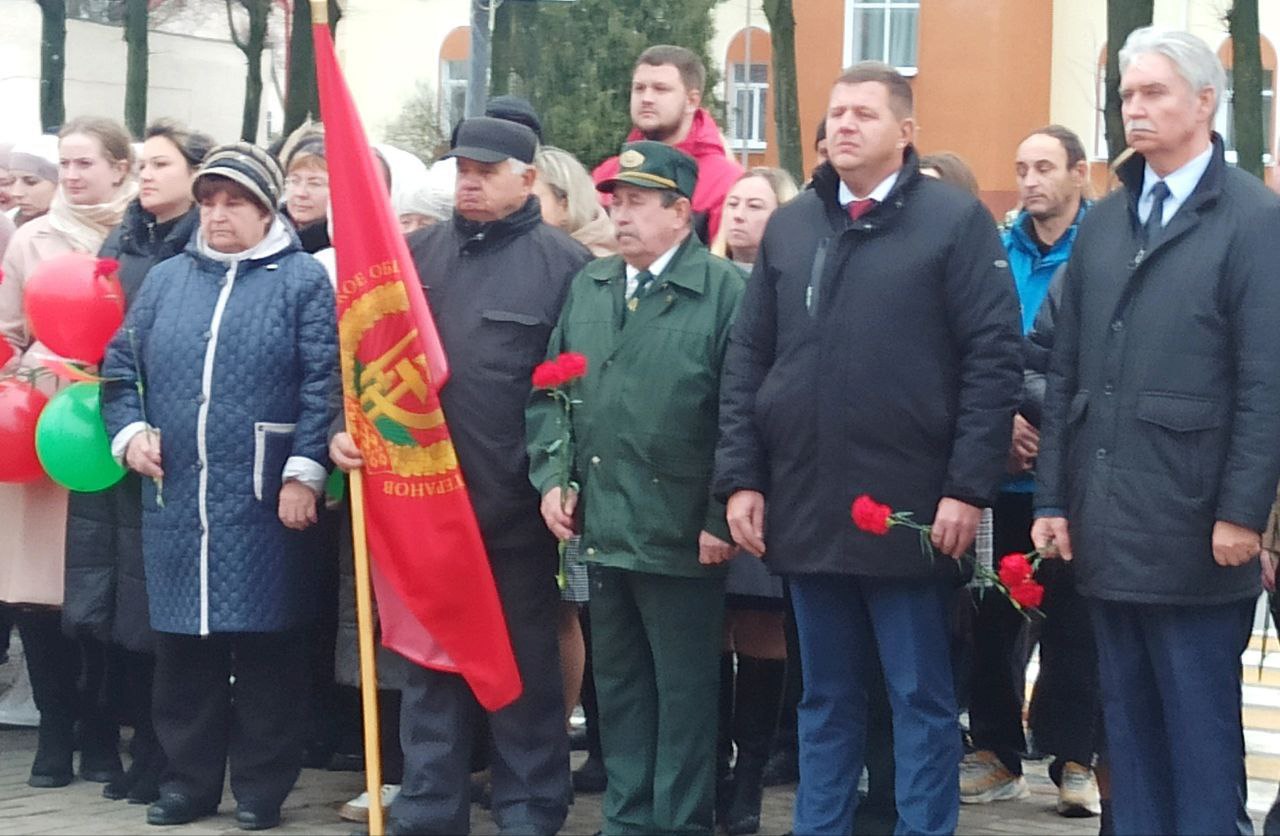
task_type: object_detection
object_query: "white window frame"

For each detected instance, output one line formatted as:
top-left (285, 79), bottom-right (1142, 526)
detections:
top-left (440, 59), bottom-right (470, 137)
top-left (1215, 67), bottom-right (1276, 166)
top-left (727, 62), bottom-right (769, 152)
top-left (1094, 61), bottom-right (1110, 161)
top-left (843, 0), bottom-right (920, 76)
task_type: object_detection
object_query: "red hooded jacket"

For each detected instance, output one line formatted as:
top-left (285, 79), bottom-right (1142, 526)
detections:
top-left (593, 108), bottom-right (743, 242)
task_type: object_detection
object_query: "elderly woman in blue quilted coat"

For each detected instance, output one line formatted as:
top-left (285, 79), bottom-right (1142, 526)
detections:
top-left (100, 143), bottom-right (339, 831)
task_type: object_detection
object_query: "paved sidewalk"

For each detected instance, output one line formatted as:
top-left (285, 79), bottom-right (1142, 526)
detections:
top-left (0, 727), bottom-right (1116, 836)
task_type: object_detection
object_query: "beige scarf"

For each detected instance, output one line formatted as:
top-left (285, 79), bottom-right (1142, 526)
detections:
top-left (46, 180), bottom-right (138, 253)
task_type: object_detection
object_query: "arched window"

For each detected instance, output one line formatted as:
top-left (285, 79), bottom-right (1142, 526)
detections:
top-left (439, 27), bottom-right (471, 136)
top-left (1217, 37), bottom-right (1277, 164)
top-left (725, 27), bottom-right (772, 152)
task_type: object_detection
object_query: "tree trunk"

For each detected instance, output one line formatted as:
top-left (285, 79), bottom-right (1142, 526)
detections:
top-left (489, 0), bottom-right (512, 97)
top-left (284, 0), bottom-right (315, 134)
top-left (36, 0), bottom-right (67, 132)
top-left (465, 0), bottom-right (491, 118)
top-left (1229, 0), bottom-right (1265, 180)
top-left (284, 0), bottom-right (342, 133)
top-left (124, 0), bottom-right (148, 138)
top-left (1105, 0), bottom-right (1154, 163)
top-left (763, 0), bottom-right (802, 183)
top-left (227, 0), bottom-right (269, 143)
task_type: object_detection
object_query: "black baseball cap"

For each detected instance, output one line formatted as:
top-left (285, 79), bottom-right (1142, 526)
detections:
top-left (444, 117), bottom-right (538, 165)
top-left (485, 95), bottom-right (543, 141)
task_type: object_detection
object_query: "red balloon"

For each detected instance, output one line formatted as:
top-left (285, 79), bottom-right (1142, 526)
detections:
top-left (24, 253), bottom-right (125, 364)
top-left (0, 378), bottom-right (50, 483)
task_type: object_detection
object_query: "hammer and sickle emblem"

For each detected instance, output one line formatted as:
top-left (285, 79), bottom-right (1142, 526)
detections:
top-left (360, 330), bottom-right (446, 431)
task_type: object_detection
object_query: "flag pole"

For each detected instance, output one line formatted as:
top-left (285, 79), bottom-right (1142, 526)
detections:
top-left (348, 468), bottom-right (385, 836)
top-left (309, 4), bottom-right (385, 829)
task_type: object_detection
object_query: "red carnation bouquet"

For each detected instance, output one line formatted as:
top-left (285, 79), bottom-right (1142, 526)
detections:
top-left (532, 352), bottom-right (589, 588)
top-left (851, 494), bottom-right (1045, 616)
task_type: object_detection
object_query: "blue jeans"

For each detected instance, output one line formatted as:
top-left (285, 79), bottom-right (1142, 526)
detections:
top-left (790, 575), bottom-right (960, 836)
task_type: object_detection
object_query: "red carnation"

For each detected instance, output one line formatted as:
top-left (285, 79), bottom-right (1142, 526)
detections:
top-left (556, 352), bottom-right (588, 382)
top-left (532, 360), bottom-right (566, 389)
top-left (997, 553), bottom-right (1034, 589)
top-left (94, 257), bottom-right (121, 280)
top-left (1009, 579), bottom-right (1045, 609)
top-left (851, 494), bottom-right (893, 536)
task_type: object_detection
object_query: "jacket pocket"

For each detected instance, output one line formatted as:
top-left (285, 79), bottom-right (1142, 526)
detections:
top-left (1135, 392), bottom-right (1221, 432)
top-left (253, 422), bottom-right (297, 502)
top-left (1133, 392), bottom-right (1222, 498)
top-left (479, 309), bottom-right (551, 377)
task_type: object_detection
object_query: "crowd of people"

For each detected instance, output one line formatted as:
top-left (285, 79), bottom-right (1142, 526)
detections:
top-left (1, 23), bottom-right (1279, 836)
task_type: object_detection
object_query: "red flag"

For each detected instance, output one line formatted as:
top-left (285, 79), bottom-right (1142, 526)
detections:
top-left (313, 20), bottom-right (521, 711)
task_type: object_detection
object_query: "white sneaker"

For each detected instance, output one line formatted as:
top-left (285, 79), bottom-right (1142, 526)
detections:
top-left (959, 750), bottom-right (1030, 804)
top-left (1057, 762), bottom-right (1101, 817)
top-left (339, 784), bottom-right (401, 823)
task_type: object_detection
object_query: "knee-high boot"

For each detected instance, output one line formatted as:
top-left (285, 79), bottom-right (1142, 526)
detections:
top-left (726, 656), bottom-right (785, 835)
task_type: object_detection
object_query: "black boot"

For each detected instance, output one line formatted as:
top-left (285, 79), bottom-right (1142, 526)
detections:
top-left (725, 656), bottom-right (785, 836)
top-left (79, 718), bottom-right (123, 783)
top-left (18, 609), bottom-right (80, 788)
top-left (29, 714), bottom-right (75, 788)
top-left (716, 652), bottom-right (736, 825)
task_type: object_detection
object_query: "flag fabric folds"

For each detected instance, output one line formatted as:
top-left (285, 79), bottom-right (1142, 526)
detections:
top-left (312, 20), bottom-right (522, 712)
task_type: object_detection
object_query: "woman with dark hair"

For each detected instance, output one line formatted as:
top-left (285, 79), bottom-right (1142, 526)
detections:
top-left (61, 119), bottom-right (214, 804)
top-left (101, 142), bottom-right (338, 830)
top-left (0, 116), bottom-right (137, 790)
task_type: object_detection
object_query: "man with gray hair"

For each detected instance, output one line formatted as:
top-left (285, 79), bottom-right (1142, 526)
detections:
top-left (1032, 26), bottom-right (1280, 834)
top-left (331, 116), bottom-right (591, 835)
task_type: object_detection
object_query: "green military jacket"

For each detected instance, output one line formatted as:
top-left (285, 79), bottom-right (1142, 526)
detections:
top-left (526, 235), bottom-right (745, 578)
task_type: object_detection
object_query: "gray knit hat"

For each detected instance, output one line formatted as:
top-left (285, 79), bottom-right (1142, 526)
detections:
top-left (193, 142), bottom-right (285, 214)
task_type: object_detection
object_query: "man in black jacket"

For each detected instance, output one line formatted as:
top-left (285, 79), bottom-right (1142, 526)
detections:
top-left (1032, 27), bottom-right (1280, 835)
top-left (715, 62), bottom-right (1022, 836)
top-left (332, 117), bottom-right (590, 835)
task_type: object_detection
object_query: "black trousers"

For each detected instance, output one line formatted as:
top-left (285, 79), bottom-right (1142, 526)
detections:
top-left (1027, 559), bottom-right (1101, 770)
top-left (390, 545), bottom-right (570, 835)
top-left (968, 492), bottom-right (1036, 776)
top-left (152, 630), bottom-right (308, 810)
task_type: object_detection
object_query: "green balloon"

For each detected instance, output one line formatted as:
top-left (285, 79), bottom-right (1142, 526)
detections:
top-left (35, 382), bottom-right (126, 493)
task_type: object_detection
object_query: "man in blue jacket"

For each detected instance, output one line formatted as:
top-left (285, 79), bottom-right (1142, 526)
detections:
top-left (964, 126), bottom-right (1101, 818)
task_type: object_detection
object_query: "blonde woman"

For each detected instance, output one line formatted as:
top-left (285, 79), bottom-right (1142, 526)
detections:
top-left (534, 145), bottom-right (616, 257)
top-left (0, 116), bottom-right (137, 789)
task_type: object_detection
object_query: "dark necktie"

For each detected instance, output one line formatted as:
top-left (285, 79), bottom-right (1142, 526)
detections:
top-left (1143, 181), bottom-right (1170, 247)
top-left (623, 270), bottom-right (653, 323)
top-left (848, 198), bottom-right (877, 221)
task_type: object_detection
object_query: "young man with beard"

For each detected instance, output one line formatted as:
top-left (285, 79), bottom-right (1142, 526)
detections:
top-left (593, 45), bottom-right (742, 243)
top-left (715, 62), bottom-right (1023, 835)
top-left (963, 125), bottom-right (1102, 818)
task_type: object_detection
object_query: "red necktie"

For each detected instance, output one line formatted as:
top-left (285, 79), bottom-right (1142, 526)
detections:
top-left (848, 198), bottom-right (876, 220)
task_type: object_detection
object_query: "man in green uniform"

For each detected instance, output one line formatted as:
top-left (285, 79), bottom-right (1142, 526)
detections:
top-left (527, 141), bottom-right (745, 835)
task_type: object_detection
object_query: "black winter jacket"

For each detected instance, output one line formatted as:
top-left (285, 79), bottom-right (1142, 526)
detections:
top-left (62, 202), bottom-right (200, 650)
top-left (407, 197), bottom-right (591, 552)
top-left (1035, 134), bottom-right (1280, 604)
top-left (714, 152), bottom-right (1023, 579)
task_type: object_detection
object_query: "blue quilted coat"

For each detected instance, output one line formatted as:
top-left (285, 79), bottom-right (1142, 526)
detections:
top-left (101, 218), bottom-right (339, 635)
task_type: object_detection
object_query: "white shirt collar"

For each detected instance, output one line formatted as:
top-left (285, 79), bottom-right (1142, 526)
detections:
top-left (838, 169), bottom-right (900, 207)
top-left (625, 240), bottom-right (682, 281)
top-left (1139, 141), bottom-right (1213, 221)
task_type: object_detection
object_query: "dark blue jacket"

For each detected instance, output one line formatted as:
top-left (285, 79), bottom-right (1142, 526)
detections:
top-left (101, 218), bottom-right (339, 634)
top-left (1035, 135), bottom-right (1280, 604)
